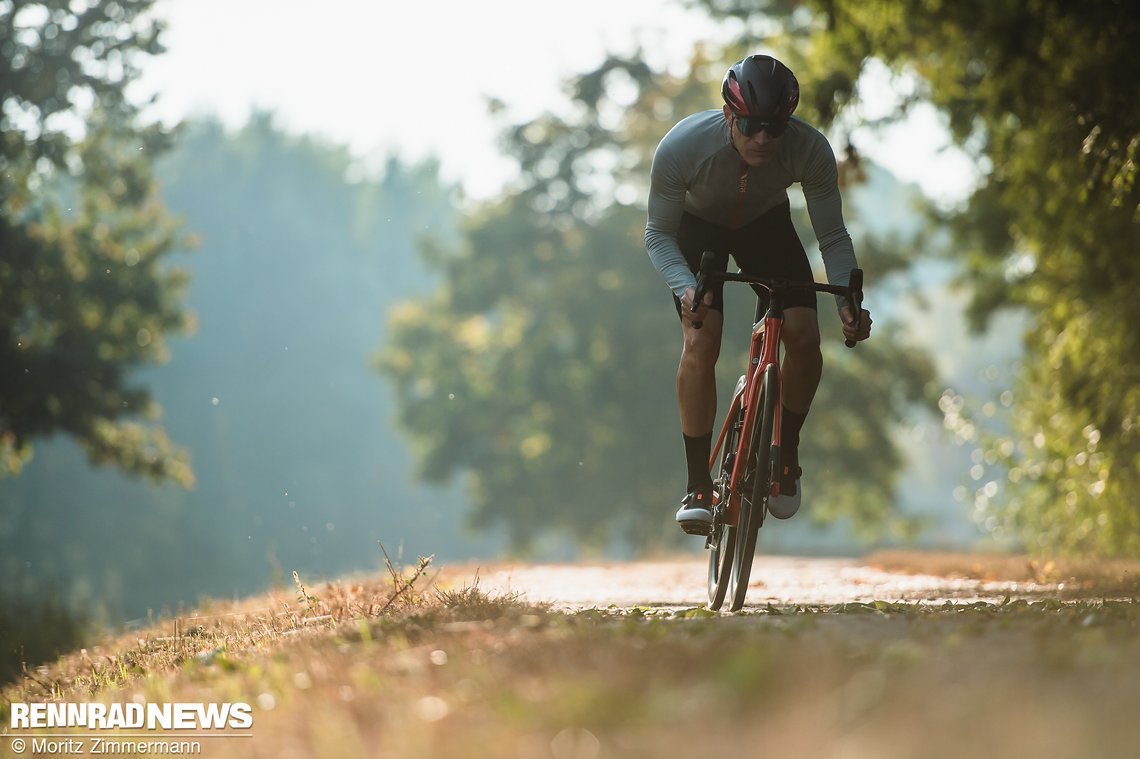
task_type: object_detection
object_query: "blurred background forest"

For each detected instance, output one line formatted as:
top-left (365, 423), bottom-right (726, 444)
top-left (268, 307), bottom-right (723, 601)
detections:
top-left (1, 0), bottom-right (1137, 642)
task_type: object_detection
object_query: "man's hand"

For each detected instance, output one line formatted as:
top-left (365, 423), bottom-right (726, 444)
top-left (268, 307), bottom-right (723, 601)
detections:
top-left (681, 287), bottom-right (714, 327)
top-left (840, 304), bottom-right (872, 344)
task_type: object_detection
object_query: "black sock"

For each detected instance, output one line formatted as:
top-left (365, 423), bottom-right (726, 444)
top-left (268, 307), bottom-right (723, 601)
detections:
top-left (781, 406), bottom-right (808, 469)
top-left (683, 432), bottom-right (714, 492)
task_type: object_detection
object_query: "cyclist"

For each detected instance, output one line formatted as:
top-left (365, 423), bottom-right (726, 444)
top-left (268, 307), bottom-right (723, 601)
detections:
top-left (644, 54), bottom-right (872, 535)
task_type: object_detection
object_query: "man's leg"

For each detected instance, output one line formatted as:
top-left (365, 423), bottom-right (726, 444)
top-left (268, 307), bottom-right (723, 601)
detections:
top-left (780, 306), bottom-right (822, 417)
top-left (673, 307), bottom-right (723, 534)
top-left (677, 308), bottom-right (723, 492)
top-left (671, 213), bottom-right (729, 531)
top-left (770, 306), bottom-right (820, 517)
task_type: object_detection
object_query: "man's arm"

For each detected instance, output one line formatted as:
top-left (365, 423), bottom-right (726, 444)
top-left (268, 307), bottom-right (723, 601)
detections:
top-left (645, 141), bottom-right (696, 300)
top-left (800, 136), bottom-right (857, 311)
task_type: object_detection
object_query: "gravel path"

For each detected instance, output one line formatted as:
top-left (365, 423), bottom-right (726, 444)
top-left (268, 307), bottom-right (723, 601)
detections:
top-left (473, 556), bottom-right (1064, 610)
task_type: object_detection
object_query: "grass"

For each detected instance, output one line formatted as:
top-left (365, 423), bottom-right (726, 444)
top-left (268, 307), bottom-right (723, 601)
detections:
top-left (2, 553), bottom-right (1139, 758)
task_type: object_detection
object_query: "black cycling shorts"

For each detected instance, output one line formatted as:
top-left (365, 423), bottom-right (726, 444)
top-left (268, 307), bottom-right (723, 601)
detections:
top-left (671, 201), bottom-right (817, 317)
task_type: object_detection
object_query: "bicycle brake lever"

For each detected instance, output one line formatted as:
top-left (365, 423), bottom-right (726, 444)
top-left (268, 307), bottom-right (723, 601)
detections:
top-left (845, 268), bottom-right (864, 349)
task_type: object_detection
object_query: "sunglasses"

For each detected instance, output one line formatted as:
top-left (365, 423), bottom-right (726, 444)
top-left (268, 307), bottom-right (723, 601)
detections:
top-left (733, 115), bottom-right (789, 138)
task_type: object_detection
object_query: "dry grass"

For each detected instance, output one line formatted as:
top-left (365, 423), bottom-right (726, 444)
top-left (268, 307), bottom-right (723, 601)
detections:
top-left (4, 550), bottom-right (436, 703)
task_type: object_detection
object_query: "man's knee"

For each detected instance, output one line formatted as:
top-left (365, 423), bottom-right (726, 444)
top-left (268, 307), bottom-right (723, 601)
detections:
top-left (781, 309), bottom-right (821, 359)
top-left (681, 322), bottom-right (722, 368)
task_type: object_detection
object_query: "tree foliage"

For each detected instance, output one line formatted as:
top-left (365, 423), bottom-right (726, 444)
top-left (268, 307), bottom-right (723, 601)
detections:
top-left (0, 0), bottom-right (190, 483)
top-left (694, 0), bottom-right (1140, 554)
top-left (814, 0), bottom-right (1140, 556)
top-left (380, 51), bottom-right (935, 551)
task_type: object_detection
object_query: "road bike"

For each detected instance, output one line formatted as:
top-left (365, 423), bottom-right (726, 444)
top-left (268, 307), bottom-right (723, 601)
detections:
top-left (691, 251), bottom-right (863, 611)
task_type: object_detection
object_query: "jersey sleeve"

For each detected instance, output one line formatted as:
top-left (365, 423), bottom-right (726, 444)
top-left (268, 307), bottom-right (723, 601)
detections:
top-left (800, 135), bottom-right (858, 311)
top-left (644, 138), bottom-right (696, 300)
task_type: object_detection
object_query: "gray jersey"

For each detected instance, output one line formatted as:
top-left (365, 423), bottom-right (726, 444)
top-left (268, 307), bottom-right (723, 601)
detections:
top-left (645, 109), bottom-right (857, 305)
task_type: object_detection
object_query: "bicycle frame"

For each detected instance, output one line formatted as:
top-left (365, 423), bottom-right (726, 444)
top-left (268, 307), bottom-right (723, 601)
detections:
top-left (710, 296), bottom-right (784, 527)
top-left (694, 251), bottom-right (863, 610)
top-left (697, 259), bottom-right (862, 530)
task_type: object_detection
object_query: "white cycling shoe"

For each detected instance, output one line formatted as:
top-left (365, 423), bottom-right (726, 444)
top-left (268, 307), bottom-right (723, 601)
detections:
top-left (767, 467), bottom-right (802, 520)
top-left (676, 489), bottom-right (715, 535)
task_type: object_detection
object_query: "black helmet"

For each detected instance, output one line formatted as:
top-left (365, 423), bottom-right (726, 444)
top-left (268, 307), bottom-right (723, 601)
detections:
top-left (722, 54), bottom-right (800, 120)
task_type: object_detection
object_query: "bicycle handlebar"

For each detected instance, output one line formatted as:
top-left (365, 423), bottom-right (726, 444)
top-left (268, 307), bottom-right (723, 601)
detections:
top-left (691, 250), bottom-right (865, 349)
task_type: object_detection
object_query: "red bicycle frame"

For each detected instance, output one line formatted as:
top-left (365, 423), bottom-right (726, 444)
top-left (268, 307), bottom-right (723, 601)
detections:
top-left (699, 264), bottom-right (862, 529)
top-left (694, 251), bottom-right (863, 611)
top-left (710, 306), bottom-right (783, 527)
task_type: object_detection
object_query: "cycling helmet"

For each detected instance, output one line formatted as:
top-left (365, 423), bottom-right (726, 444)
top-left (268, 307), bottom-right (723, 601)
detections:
top-left (721, 55), bottom-right (800, 120)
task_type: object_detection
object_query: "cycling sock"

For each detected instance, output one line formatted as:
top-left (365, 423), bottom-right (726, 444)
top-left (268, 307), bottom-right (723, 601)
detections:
top-left (781, 406), bottom-right (808, 467)
top-left (683, 432), bottom-right (714, 492)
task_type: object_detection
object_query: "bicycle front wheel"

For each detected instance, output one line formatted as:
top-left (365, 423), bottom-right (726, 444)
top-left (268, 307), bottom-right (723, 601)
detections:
top-left (727, 365), bottom-right (777, 612)
top-left (707, 406), bottom-right (743, 610)
top-left (707, 519), bottom-right (735, 610)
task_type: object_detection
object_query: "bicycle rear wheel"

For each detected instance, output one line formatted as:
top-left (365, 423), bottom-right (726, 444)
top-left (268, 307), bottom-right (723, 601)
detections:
top-left (706, 405), bottom-right (743, 610)
top-left (727, 365), bottom-right (777, 612)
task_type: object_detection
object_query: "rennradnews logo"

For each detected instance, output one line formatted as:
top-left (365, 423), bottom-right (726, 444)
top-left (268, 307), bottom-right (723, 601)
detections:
top-left (10, 702), bottom-right (254, 730)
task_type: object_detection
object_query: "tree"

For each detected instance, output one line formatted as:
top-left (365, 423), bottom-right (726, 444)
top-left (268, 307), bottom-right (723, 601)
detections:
top-left (0, 116), bottom-right (471, 620)
top-left (762, 0), bottom-right (1140, 556)
top-left (380, 52), bottom-right (935, 551)
top-left (0, 0), bottom-right (191, 484)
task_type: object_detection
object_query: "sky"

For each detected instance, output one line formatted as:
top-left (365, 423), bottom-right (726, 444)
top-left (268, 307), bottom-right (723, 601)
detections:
top-left (137, 0), bottom-right (979, 203)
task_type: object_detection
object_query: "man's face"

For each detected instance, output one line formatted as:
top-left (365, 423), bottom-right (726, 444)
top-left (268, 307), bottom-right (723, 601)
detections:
top-left (723, 105), bottom-right (784, 166)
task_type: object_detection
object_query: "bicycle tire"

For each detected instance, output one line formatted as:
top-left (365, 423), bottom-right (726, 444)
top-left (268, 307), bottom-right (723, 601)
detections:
top-left (706, 405), bottom-right (743, 610)
top-left (727, 365), bottom-right (777, 611)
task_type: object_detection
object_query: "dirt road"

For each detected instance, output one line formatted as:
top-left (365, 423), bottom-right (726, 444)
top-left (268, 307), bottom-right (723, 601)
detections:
top-left (472, 555), bottom-right (1065, 610)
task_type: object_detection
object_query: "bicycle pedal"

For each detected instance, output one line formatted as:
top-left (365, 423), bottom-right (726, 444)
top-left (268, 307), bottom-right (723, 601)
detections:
top-left (679, 520), bottom-right (712, 536)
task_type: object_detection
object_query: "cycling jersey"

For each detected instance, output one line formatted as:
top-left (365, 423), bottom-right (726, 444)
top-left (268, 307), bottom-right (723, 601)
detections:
top-left (645, 109), bottom-right (857, 307)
